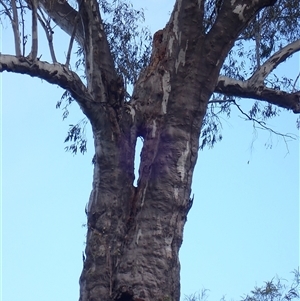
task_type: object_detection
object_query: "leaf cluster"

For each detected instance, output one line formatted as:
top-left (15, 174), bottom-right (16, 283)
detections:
top-left (64, 119), bottom-right (88, 155)
top-left (99, 0), bottom-right (152, 87)
top-left (241, 269), bottom-right (300, 301)
top-left (184, 269), bottom-right (300, 301)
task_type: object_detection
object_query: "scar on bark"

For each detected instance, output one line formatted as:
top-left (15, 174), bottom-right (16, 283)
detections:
top-left (147, 29), bottom-right (167, 75)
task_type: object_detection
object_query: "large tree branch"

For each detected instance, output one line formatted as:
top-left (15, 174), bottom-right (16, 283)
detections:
top-left (215, 76), bottom-right (300, 113)
top-left (249, 39), bottom-right (300, 86)
top-left (0, 54), bottom-right (95, 115)
top-left (203, 0), bottom-right (277, 76)
top-left (215, 38), bottom-right (300, 113)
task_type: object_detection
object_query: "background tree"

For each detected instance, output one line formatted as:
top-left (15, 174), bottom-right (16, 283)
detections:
top-left (184, 269), bottom-right (300, 301)
top-left (1, 0), bottom-right (300, 300)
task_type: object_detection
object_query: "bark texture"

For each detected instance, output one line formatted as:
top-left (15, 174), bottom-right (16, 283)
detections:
top-left (1, 0), bottom-right (298, 301)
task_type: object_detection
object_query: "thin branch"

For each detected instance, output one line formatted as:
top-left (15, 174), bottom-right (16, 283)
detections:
top-left (208, 98), bottom-right (235, 104)
top-left (37, 8), bottom-right (57, 63)
top-left (30, 0), bottom-right (38, 59)
top-left (38, 0), bottom-right (85, 46)
top-left (292, 72), bottom-right (300, 92)
top-left (65, 7), bottom-right (81, 66)
top-left (233, 100), bottom-right (297, 140)
top-left (20, 2), bottom-right (26, 56)
top-left (0, 0), bottom-right (13, 21)
top-left (10, 0), bottom-right (22, 56)
top-left (65, 25), bottom-right (77, 67)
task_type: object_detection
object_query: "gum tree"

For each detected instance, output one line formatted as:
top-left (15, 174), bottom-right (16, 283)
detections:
top-left (1, 1), bottom-right (299, 301)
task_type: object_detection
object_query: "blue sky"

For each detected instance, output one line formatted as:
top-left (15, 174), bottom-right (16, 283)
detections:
top-left (1, 1), bottom-right (299, 301)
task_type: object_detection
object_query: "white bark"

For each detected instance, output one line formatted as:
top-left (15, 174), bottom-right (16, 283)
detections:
top-left (0, 54), bottom-right (93, 110)
top-left (249, 39), bottom-right (300, 86)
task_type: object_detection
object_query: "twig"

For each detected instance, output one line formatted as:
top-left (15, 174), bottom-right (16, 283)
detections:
top-left (0, 0), bottom-right (13, 21)
top-left (233, 100), bottom-right (297, 140)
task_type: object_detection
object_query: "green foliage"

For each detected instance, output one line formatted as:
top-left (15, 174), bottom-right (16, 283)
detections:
top-left (56, 90), bottom-right (74, 120)
top-left (241, 270), bottom-right (300, 301)
top-left (99, 0), bottom-right (152, 87)
top-left (184, 289), bottom-right (210, 301)
top-left (64, 119), bottom-right (88, 155)
top-left (200, 103), bottom-right (224, 150)
top-left (296, 117), bottom-right (300, 130)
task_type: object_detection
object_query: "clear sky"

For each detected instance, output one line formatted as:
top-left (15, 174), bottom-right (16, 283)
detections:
top-left (1, 1), bottom-right (299, 301)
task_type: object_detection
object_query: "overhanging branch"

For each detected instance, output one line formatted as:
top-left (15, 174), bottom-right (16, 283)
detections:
top-left (0, 54), bottom-right (94, 113)
top-left (215, 76), bottom-right (300, 113)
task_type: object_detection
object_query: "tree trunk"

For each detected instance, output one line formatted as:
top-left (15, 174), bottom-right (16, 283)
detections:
top-left (79, 2), bottom-right (232, 300)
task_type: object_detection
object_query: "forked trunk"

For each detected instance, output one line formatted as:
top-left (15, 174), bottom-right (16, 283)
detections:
top-left (79, 84), bottom-right (208, 301)
top-left (79, 16), bottom-right (219, 301)
top-left (76, 1), bottom-right (276, 300)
